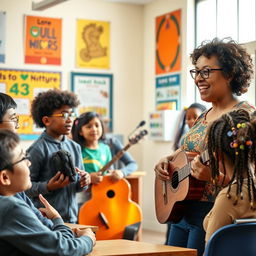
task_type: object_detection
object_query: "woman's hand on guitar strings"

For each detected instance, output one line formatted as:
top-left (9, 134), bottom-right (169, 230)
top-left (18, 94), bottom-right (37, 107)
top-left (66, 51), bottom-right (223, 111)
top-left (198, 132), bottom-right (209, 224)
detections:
top-left (191, 155), bottom-right (211, 181)
top-left (154, 156), bottom-right (172, 181)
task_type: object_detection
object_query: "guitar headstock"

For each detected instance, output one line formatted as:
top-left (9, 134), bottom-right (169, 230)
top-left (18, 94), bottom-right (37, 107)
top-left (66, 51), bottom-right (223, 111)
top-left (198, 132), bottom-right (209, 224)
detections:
top-left (128, 129), bottom-right (148, 145)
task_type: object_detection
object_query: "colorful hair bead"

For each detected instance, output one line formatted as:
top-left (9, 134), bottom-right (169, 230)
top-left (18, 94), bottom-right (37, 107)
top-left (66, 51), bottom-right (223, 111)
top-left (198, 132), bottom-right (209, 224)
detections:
top-left (227, 130), bottom-right (233, 137)
top-left (237, 123), bottom-right (241, 128)
top-left (239, 145), bottom-right (245, 150)
top-left (233, 142), bottom-right (238, 148)
top-left (246, 140), bottom-right (253, 146)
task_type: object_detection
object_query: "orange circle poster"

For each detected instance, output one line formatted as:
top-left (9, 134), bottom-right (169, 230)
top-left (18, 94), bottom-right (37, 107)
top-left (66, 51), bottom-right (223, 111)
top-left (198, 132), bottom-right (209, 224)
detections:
top-left (155, 9), bottom-right (181, 75)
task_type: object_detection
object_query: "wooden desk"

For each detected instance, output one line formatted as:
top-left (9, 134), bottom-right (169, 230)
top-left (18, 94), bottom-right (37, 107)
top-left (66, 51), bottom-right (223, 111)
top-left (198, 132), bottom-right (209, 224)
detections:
top-left (88, 239), bottom-right (197, 256)
top-left (126, 171), bottom-right (146, 206)
top-left (125, 171), bottom-right (146, 241)
top-left (65, 223), bottom-right (98, 233)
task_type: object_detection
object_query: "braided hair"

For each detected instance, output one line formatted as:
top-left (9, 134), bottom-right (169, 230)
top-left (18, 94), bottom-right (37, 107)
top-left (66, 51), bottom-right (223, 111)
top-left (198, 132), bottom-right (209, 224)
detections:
top-left (207, 109), bottom-right (256, 209)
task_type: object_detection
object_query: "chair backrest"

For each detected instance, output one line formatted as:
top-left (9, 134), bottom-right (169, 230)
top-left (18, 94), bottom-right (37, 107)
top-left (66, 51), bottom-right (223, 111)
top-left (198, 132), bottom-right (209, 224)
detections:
top-left (204, 222), bottom-right (256, 256)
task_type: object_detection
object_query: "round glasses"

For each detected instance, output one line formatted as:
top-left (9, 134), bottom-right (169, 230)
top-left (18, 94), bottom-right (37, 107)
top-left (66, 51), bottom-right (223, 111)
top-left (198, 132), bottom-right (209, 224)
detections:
top-left (49, 112), bottom-right (77, 121)
top-left (190, 68), bottom-right (223, 79)
top-left (0, 152), bottom-right (30, 171)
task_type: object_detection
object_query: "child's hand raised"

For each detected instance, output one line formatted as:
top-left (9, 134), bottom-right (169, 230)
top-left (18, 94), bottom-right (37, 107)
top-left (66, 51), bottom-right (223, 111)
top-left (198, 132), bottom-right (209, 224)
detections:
top-left (47, 171), bottom-right (70, 191)
top-left (38, 194), bottom-right (61, 220)
top-left (76, 167), bottom-right (91, 187)
top-left (90, 172), bottom-right (103, 185)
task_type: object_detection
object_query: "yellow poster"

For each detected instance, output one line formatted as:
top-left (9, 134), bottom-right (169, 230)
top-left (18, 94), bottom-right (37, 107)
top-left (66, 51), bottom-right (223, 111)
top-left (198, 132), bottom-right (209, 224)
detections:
top-left (0, 69), bottom-right (61, 139)
top-left (76, 19), bottom-right (110, 69)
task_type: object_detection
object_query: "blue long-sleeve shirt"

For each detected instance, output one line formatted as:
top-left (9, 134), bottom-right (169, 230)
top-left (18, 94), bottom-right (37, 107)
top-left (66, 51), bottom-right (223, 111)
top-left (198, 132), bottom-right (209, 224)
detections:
top-left (14, 191), bottom-right (53, 228)
top-left (0, 195), bottom-right (93, 256)
top-left (25, 131), bottom-right (86, 223)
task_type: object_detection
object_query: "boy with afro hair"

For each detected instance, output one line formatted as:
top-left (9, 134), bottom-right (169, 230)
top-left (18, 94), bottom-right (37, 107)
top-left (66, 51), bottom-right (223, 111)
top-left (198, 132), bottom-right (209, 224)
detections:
top-left (26, 89), bottom-right (90, 223)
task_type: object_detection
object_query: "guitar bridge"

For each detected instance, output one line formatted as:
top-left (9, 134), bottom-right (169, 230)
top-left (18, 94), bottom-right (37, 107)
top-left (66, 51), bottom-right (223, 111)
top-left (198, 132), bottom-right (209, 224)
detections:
top-left (162, 181), bottom-right (168, 205)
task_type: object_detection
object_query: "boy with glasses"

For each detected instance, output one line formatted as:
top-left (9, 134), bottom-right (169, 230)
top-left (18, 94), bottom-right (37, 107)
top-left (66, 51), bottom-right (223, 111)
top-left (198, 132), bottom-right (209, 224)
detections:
top-left (26, 89), bottom-right (91, 223)
top-left (0, 92), bottom-right (53, 228)
top-left (0, 130), bottom-right (95, 255)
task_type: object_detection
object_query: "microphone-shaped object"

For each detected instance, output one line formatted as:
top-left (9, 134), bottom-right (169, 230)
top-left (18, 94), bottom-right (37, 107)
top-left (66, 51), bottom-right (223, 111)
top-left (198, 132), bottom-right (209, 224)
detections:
top-left (128, 120), bottom-right (146, 139)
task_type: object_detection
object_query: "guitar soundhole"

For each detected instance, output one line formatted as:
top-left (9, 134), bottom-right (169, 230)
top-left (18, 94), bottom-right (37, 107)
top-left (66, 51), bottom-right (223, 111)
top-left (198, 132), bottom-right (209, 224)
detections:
top-left (171, 171), bottom-right (179, 189)
top-left (106, 190), bottom-right (115, 198)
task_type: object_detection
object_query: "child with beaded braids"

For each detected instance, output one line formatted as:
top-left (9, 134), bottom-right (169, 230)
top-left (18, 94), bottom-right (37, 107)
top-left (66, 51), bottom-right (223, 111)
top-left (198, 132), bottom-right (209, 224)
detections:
top-left (203, 109), bottom-right (256, 244)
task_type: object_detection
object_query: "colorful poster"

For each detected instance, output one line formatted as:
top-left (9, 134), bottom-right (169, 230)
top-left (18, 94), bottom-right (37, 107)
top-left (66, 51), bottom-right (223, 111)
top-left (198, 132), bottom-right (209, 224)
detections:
top-left (76, 19), bottom-right (110, 69)
top-left (0, 11), bottom-right (6, 63)
top-left (71, 72), bottom-right (113, 131)
top-left (155, 9), bottom-right (181, 75)
top-left (0, 69), bottom-right (61, 139)
top-left (24, 15), bottom-right (62, 65)
top-left (155, 73), bottom-right (180, 110)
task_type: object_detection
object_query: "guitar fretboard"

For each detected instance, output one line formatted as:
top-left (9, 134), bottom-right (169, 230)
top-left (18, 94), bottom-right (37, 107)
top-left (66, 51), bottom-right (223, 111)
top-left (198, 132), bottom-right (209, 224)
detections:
top-left (177, 150), bottom-right (209, 183)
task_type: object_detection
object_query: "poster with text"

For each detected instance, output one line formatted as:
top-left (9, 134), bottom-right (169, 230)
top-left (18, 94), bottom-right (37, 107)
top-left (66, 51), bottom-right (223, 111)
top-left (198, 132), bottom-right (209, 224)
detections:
top-left (0, 69), bottom-right (61, 139)
top-left (76, 19), bottom-right (110, 69)
top-left (156, 73), bottom-right (180, 110)
top-left (155, 9), bottom-right (181, 75)
top-left (71, 72), bottom-right (113, 131)
top-left (0, 11), bottom-right (6, 63)
top-left (24, 15), bottom-right (62, 65)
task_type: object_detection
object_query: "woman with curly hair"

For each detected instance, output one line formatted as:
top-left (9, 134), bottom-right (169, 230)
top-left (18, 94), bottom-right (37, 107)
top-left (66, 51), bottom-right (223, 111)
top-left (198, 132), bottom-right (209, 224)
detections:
top-left (154, 38), bottom-right (255, 256)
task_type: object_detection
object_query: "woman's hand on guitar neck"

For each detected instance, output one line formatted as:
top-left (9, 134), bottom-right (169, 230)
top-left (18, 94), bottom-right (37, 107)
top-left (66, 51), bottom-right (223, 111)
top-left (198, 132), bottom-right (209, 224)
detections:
top-left (90, 172), bottom-right (103, 184)
top-left (191, 155), bottom-right (211, 181)
top-left (154, 155), bottom-right (173, 181)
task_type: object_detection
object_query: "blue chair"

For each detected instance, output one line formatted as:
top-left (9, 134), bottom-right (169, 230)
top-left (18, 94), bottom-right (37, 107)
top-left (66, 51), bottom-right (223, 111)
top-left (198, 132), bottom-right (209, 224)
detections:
top-left (204, 220), bottom-right (256, 256)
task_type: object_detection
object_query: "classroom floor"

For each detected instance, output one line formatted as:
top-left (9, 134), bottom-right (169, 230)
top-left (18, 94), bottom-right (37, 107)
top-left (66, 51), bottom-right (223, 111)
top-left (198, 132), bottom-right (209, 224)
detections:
top-left (141, 229), bottom-right (166, 244)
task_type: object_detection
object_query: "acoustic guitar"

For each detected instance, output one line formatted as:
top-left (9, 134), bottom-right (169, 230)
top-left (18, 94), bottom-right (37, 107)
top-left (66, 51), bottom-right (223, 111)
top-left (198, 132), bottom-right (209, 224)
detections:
top-left (78, 130), bottom-right (147, 240)
top-left (155, 150), bottom-right (209, 224)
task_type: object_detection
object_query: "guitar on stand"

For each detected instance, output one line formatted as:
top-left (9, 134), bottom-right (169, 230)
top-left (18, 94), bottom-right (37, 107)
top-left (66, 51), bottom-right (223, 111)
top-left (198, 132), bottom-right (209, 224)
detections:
top-left (79, 122), bottom-right (148, 240)
top-left (155, 150), bottom-right (209, 224)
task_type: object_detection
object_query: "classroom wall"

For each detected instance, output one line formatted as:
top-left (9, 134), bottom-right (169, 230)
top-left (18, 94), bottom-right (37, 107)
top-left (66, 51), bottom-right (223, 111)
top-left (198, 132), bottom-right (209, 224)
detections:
top-left (0, 0), bottom-right (195, 233)
top-left (0, 0), bottom-right (144, 163)
top-left (140, 0), bottom-right (195, 232)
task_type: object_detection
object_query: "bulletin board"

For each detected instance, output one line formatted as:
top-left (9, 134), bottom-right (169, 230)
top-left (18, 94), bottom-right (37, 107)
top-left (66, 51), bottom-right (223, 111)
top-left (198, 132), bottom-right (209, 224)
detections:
top-left (0, 68), bottom-right (61, 140)
top-left (71, 72), bottom-right (113, 131)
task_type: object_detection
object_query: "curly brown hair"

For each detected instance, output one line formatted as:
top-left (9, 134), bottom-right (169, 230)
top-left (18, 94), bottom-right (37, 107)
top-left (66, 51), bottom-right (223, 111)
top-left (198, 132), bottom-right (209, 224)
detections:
top-left (190, 38), bottom-right (253, 96)
top-left (31, 89), bottom-right (80, 128)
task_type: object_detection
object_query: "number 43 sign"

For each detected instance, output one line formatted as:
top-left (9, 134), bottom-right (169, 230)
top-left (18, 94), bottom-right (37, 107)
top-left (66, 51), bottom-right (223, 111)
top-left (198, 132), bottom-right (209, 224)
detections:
top-left (0, 69), bottom-right (61, 139)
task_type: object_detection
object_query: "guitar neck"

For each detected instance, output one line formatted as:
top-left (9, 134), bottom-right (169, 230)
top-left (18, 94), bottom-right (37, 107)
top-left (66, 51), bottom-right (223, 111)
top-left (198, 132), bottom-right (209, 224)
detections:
top-left (98, 143), bottom-right (131, 173)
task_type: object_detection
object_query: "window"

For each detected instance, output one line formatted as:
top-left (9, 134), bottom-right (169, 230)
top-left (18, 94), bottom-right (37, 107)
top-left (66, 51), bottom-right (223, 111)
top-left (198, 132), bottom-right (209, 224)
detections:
top-left (196, 0), bottom-right (256, 46)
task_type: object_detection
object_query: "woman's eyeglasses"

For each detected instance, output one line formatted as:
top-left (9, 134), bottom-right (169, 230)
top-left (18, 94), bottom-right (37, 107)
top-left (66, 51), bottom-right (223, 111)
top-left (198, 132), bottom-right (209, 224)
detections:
top-left (190, 68), bottom-right (223, 79)
top-left (0, 152), bottom-right (30, 171)
top-left (49, 112), bottom-right (77, 121)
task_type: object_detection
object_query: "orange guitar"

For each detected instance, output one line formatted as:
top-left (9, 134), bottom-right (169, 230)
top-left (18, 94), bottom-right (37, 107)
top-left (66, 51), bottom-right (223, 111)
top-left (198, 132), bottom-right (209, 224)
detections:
top-left (155, 150), bottom-right (209, 224)
top-left (79, 176), bottom-right (142, 240)
top-left (78, 130), bottom-right (147, 240)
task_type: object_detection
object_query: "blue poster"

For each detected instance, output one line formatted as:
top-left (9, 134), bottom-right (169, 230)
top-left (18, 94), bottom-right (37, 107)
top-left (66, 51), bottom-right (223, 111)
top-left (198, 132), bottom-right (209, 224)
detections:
top-left (0, 12), bottom-right (6, 63)
top-left (155, 73), bottom-right (181, 110)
